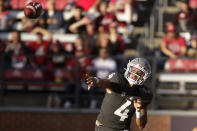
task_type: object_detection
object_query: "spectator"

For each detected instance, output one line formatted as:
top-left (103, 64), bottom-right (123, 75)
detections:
top-left (187, 34), bottom-right (197, 57)
top-left (93, 48), bottom-right (117, 79)
top-left (109, 0), bottom-right (132, 24)
top-left (189, 0), bottom-right (197, 11)
top-left (108, 0), bottom-right (134, 43)
top-left (46, 40), bottom-right (71, 82)
top-left (36, 15), bottom-right (47, 29)
top-left (160, 23), bottom-right (187, 59)
top-left (81, 21), bottom-right (98, 55)
top-left (109, 22), bottom-right (125, 55)
top-left (177, 12), bottom-right (193, 33)
top-left (155, 23), bottom-right (187, 70)
top-left (96, 33), bottom-right (113, 55)
top-left (63, 0), bottom-right (76, 22)
top-left (47, 40), bottom-right (67, 68)
top-left (175, 0), bottom-right (193, 31)
top-left (45, 1), bottom-right (64, 33)
top-left (95, 1), bottom-right (118, 33)
top-left (27, 27), bottom-right (52, 68)
top-left (0, 1), bottom-right (9, 31)
top-left (179, 0), bottom-right (197, 31)
top-left (176, 12), bottom-right (193, 46)
top-left (0, 0), bottom-right (11, 10)
top-left (0, 40), bottom-right (4, 61)
top-left (178, 0), bottom-right (191, 16)
top-left (62, 42), bottom-right (75, 55)
top-left (21, 17), bottom-right (37, 32)
top-left (74, 36), bottom-right (88, 54)
top-left (64, 37), bottom-right (92, 108)
top-left (174, 1), bottom-right (193, 43)
top-left (4, 31), bottom-right (28, 69)
top-left (109, 21), bottom-right (126, 68)
top-left (85, 0), bottom-right (100, 15)
top-left (66, 5), bottom-right (91, 33)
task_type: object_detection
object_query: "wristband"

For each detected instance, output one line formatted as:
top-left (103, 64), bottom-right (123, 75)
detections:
top-left (94, 77), bottom-right (100, 84)
top-left (136, 110), bottom-right (142, 118)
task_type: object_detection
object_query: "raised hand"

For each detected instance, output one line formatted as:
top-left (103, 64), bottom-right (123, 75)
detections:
top-left (84, 74), bottom-right (99, 91)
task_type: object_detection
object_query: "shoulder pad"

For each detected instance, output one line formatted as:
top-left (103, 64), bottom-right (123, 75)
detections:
top-left (108, 72), bottom-right (117, 79)
top-left (108, 72), bottom-right (122, 86)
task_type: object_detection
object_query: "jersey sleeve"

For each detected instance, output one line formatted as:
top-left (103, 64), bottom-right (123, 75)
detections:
top-left (138, 86), bottom-right (153, 108)
top-left (108, 72), bottom-right (119, 82)
top-left (107, 72), bottom-right (124, 92)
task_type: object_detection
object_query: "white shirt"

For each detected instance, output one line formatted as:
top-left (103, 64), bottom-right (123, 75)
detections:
top-left (93, 57), bottom-right (117, 79)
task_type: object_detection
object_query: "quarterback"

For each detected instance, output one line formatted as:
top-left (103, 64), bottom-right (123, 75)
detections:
top-left (85, 58), bottom-right (153, 131)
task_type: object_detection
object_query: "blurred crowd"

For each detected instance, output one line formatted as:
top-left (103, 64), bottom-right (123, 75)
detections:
top-left (157, 0), bottom-right (197, 70)
top-left (0, 0), bottom-right (141, 71)
top-left (0, 0), bottom-right (142, 108)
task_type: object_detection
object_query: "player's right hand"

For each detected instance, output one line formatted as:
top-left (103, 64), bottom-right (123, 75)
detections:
top-left (134, 98), bottom-right (142, 111)
top-left (84, 74), bottom-right (99, 91)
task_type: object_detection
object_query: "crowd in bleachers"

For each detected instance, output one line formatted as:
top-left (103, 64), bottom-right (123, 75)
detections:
top-left (0, 0), bottom-right (141, 108)
top-left (157, 0), bottom-right (197, 71)
top-left (0, 0), bottom-right (140, 71)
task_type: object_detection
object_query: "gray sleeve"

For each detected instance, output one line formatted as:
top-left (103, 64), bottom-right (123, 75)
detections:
top-left (108, 73), bottom-right (121, 83)
top-left (108, 72), bottom-right (124, 92)
top-left (139, 86), bottom-right (153, 107)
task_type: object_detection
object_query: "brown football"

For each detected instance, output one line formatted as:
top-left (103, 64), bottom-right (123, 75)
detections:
top-left (24, 1), bottom-right (42, 19)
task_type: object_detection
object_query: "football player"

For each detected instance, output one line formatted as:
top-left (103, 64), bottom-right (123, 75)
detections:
top-left (85, 58), bottom-right (152, 131)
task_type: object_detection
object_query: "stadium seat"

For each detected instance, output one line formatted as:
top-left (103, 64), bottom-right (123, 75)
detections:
top-left (4, 69), bottom-right (28, 89)
top-left (55, 0), bottom-right (68, 10)
top-left (19, 0), bottom-right (27, 9)
top-left (11, 0), bottom-right (19, 10)
top-left (4, 68), bottom-right (69, 90)
top-left (77, 0), bottom-right (96, 11)
top-left (11, 0), bottom-right (67, 10)
top-left (4, 69), bottom-right (45, 89)
top-left (5, 69), bottom-right (28, 79)
top-left (4, 69), bottom-right (44, 80)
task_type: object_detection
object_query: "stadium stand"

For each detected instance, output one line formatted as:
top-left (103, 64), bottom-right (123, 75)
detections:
top-left (0, 0), bottom-right (156, 109)
top-left (2, 1), bottom-right (197, 131)
top-left (149, 0), bottom-right (197, 110)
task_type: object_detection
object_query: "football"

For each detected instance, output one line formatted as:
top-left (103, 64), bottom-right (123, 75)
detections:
top-left (24, 1), bottom-right (42, 19)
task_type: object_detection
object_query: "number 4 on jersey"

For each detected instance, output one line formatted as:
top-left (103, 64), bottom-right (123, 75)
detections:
top-left (114, 100), bottom-right (132, 121)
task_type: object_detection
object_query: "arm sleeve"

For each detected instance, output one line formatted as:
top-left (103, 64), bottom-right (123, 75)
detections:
top-left (138, 86), bottom-right (153, 108)
top-left (107, 72), bottom-right (125, 92)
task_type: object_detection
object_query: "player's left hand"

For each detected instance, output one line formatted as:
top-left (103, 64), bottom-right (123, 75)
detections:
top-left (134, 98), bottom-right (142, 111)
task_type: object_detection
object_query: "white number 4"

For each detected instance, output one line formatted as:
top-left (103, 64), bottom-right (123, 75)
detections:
top-left (114, 100), bottom-right (132, 121)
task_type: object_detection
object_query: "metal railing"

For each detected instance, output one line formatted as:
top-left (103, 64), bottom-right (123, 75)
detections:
top-left (0, 54), bottom-right (158, 109)
top-left (1, 54), bottom-right (197, 110)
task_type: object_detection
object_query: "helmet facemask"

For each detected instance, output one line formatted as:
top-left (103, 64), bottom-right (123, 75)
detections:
top-left (124, 58), bottom-right (151, 85)
top-left (124, 66), bottom-right (145, 85)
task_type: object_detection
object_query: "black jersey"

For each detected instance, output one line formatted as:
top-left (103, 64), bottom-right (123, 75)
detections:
top-left (97, 72), bottom-right (152, 130)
